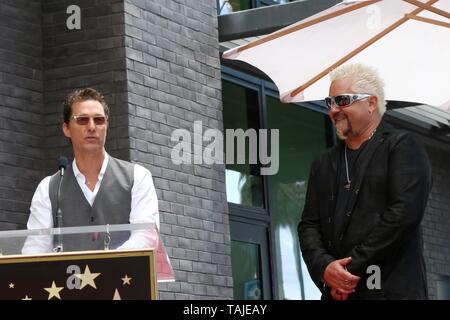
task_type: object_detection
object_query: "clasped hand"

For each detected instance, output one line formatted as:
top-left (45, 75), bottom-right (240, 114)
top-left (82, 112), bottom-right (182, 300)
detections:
top-left (323, 257), bottom-right (360, 300)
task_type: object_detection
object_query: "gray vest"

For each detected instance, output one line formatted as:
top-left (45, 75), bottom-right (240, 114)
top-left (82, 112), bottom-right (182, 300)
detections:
top-left (49, 156), bottom-right (134, 251)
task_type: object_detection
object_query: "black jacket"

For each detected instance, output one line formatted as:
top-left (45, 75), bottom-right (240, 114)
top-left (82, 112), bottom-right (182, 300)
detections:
top-left (298, 119), bottom-right (431, 299)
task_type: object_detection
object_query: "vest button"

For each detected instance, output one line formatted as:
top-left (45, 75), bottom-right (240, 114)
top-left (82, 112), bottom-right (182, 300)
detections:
top-left (327, 217), bottom-right (332, 223)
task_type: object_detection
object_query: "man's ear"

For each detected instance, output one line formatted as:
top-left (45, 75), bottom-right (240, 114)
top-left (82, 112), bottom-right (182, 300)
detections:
top-left (369, 96), bottom-right (378, 114)
top-left (62, 122), bottom-right (71, 138)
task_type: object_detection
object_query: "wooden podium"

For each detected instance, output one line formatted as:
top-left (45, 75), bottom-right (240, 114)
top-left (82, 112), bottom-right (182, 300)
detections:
top-left (0, 223), bottom-right (173, 300)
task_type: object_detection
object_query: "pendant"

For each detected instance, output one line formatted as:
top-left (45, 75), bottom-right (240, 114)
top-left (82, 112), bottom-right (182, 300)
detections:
top-left (344, 182), bottom-right (351, 190)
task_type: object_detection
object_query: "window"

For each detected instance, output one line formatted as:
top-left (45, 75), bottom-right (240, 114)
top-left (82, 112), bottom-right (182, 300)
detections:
top-left (230, 221), bottom-right (271, 299)
top-left (231, 240), bottom-right (262, 299)
top-left (266, 96), bottom-right (328, 299)
top-left (218, 0), bottom-right (252, 14)
top-left (437, 275), bottom-right (450, 300)
top-left (218, 0), bottom-right (294, 15)
top-left (222, 81), bottom-right (265, 208)
top-left (221, 67), bottom-right (332, 299)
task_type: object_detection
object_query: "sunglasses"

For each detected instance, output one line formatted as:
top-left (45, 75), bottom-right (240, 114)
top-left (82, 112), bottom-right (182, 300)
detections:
top-left (70, 115), bottom-right (107, 125)
top-left (325, 93), bottom-right (371, 110)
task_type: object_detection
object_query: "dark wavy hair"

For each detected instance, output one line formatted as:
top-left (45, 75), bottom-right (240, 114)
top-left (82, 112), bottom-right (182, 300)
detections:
top-left (63, 88), bottom-right (109, 123)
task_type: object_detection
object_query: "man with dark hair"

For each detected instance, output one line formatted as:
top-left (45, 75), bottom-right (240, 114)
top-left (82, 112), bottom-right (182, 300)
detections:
top-left (63, 87), bottom-right (110, 123)
top-left (23, 88), bottom-right (159, 253)
top-left (298, 64), bottom-right (431, 300)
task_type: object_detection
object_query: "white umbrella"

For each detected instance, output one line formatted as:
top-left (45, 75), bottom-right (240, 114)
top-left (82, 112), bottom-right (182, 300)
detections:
top-left (223, 0), bottom-right (450, 109)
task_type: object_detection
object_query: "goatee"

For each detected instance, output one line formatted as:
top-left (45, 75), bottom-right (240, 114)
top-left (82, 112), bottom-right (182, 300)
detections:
top-left (335, 118), bottom-right (352, 140)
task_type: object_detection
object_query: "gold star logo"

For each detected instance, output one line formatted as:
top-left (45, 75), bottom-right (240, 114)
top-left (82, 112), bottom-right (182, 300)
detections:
top-left (75, 265), bottom-right (101, 289)
top-left (121, 275), bottom-right (132, 285)
top-left (9, 283), bottom-right (14, 289)
top-left (21, 295), bottom-right (32, 300)
top-left (44, 281), bottom-right (64, 300)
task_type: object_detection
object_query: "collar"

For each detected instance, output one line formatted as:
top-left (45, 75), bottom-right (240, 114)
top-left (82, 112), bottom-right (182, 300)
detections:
top-left (72, 152), bottom-right (109, 180)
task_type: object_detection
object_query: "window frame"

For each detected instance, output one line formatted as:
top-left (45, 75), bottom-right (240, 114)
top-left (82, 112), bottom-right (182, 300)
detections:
top-left (222, 65), bottom-right (333, 299)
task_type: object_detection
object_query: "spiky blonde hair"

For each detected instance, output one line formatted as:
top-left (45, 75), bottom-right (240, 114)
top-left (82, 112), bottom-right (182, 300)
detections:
top-left (330, 63), bottom-right (386, 115)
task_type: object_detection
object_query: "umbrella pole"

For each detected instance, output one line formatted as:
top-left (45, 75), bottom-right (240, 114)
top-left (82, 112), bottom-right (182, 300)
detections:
top-left (406, 15), bottom-right (450, 28)
top-left (404, 0), bottom-right (450, 19)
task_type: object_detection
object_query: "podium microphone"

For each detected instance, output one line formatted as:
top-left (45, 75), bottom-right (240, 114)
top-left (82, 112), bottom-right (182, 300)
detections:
top-left (54, 156), bottom-right (68, 252)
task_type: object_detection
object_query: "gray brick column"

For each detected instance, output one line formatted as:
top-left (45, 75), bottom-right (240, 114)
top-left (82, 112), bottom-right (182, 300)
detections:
top-left (123, 0), bottom-right (232, 299)
top-left (41, 0), bottom-right (130, 168)
top-left (0, 0), bottom-right (232, 299)
top-left (0, 0), bottom-right (44, 229)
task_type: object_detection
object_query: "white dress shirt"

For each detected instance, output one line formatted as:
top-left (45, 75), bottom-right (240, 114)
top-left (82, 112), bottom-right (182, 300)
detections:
top-left (22, 153), bottom-right (159, 254)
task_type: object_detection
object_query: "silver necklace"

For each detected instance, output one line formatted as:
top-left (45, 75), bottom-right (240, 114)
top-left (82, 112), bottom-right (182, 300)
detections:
top-left (344, 144), bottom-right (351, 190)
top-left (343, 129), bottom-right (377, 190)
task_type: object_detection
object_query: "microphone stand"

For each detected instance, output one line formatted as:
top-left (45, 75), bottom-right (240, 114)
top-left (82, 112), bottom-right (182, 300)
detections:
top-left (54, 159), bottom-right (66, 252)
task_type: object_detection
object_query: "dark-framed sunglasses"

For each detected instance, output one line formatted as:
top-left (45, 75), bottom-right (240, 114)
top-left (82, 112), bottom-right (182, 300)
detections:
top-left (325, 93), bottom-right (371, 110)
top-left (70, 115), bottom-right (107, 125)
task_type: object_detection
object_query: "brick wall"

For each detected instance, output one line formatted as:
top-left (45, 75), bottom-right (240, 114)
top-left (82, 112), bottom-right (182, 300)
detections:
top-left (0, 0), bottom-right (44, 230)
top-left (1, 0), bottom-right (232, 299)
top-left (123, 0), bottom-right (232, 299)
top-left (422, 142), bottom-right (450, 299)
top-left (41, 0), bottom-right (130, 168)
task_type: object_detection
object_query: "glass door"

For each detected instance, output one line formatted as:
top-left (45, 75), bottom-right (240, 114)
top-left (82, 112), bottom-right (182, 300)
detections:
top-left (229, 217), bottom-right (272, 299)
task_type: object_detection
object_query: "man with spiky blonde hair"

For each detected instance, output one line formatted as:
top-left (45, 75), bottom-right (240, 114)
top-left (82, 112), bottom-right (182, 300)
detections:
top-left (299, 63), bottom-right (431, 300)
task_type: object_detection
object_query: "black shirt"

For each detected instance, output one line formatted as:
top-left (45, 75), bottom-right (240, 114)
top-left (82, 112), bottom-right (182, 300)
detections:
top-left (333, 142), bottom-right (368, 244)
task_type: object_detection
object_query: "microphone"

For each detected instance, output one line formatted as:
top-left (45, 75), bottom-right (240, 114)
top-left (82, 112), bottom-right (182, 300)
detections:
top-left (58, 156), bottom-right (68, 176)
top-left (54, 156), bottom-right (68, 252)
